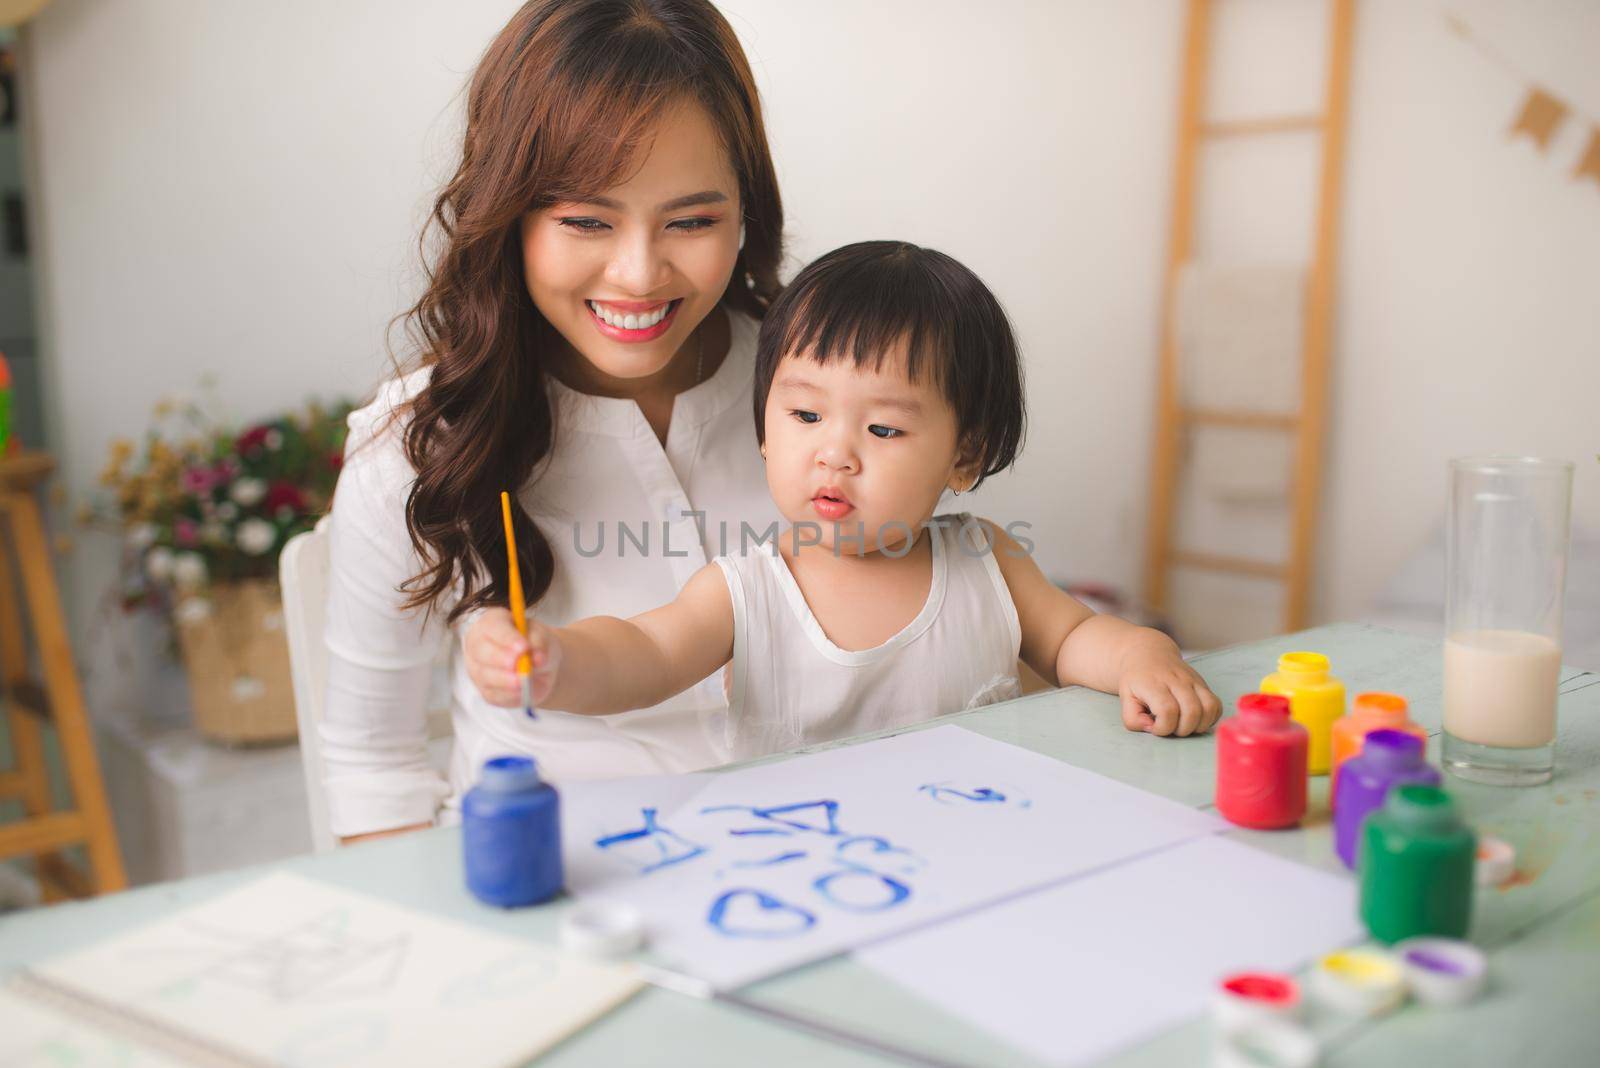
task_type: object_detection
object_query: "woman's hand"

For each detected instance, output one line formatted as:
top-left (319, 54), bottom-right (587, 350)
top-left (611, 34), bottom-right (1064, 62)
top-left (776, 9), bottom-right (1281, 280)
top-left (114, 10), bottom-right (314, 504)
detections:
top-left (463, 607), bottom-right (563, 708)
top-left (1118, 640), bottom-right (1222, 737)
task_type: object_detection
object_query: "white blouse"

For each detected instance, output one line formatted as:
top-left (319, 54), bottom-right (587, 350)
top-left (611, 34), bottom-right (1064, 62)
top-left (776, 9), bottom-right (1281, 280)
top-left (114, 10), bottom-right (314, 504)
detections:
top-left (320, 310), bottom-right (778, 837)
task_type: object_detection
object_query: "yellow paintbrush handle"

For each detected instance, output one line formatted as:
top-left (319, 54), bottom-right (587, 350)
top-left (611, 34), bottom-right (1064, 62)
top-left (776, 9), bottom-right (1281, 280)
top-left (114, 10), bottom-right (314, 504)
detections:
top-left (500, 491), bottom-right (532, 677)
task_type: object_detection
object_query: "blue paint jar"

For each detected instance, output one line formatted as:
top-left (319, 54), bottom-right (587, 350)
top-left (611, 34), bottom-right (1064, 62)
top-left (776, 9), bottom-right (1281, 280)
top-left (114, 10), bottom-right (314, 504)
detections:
top-left (462, 755), bottom-right (563, 908)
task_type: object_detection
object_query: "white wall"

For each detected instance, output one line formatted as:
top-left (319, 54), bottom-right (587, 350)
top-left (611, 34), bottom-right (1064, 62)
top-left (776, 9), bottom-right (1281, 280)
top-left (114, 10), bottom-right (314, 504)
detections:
top-left (24, 0), bottom-right (520, 661)
top-left (1324, 0), bottom-right (1600, 624)
top-left (724, 0), bottom-right (1182, 589)
top-left (20, 0), bottom-right (1600, 667)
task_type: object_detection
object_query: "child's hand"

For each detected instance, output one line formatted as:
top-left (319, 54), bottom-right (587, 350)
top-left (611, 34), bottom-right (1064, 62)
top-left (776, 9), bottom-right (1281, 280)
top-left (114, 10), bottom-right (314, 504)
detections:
top-left (463, 607), bottom-right (563, 709)
top-left (1118, 645), bottom-right (1221, 737)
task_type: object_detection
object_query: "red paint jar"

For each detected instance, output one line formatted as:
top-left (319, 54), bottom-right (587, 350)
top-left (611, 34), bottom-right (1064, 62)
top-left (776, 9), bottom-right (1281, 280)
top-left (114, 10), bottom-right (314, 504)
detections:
top-left (1214, 971), bottom-right (1301, 1032)
top-left (1216, 693), bottom-right (1308, 829)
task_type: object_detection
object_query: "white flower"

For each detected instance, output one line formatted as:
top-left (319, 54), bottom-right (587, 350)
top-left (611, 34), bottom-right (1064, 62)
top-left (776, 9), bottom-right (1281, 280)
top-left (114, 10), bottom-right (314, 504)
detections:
top-left (144, 546), bottom-right (175, 581)
top-left (174, 596), bottom-right (212, 625)
top-left (230, 478), bottom-right (267, 507)
top-left (216, 501), bottom-right (239, 521)
top-left (264, 429), bottom-right (284, 451)
top-left (236, 518), bottom-right (277, 556)
top-left (173, 552), bottom-right (207, 591)
top-left (230, 676), bottom-right (266, 701)
top-left (127, 523), bottom-right (158, 551)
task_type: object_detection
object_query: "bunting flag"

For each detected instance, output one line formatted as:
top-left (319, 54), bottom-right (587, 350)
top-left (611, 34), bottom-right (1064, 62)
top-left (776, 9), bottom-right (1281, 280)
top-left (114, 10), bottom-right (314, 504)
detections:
top-left (1447, 10), bottom-right (1599, 195)
top-left (1508, 88), bottom-right (1568, 151)
top-left (1574, 127), bottom-right (1600, 188)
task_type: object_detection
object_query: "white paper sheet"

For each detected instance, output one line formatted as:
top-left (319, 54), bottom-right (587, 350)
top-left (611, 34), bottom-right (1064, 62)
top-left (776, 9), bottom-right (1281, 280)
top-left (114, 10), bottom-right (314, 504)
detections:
top-left (562, 771), bottom-right (716, 895)
top-left (0, 987), bottom-right (189, 1067)
top-left (567, 725), bottom-right (1226, 989)
top-left (27, 872), bottom-right (640, 1068)
top-left (857, 835), bottom-right (1365, 1066)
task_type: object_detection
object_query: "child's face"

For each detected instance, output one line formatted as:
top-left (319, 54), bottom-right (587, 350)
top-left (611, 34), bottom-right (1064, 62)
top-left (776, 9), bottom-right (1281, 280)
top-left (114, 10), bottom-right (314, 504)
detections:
top-left (762, 343), bottom-right (970, 556)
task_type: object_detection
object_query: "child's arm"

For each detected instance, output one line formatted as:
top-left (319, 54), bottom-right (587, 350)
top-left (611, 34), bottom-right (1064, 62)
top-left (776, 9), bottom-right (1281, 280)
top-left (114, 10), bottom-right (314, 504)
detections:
top-left (463, 563), bottom-right (734, 715)
top-left (980, 519), bottom-right (1222, 737)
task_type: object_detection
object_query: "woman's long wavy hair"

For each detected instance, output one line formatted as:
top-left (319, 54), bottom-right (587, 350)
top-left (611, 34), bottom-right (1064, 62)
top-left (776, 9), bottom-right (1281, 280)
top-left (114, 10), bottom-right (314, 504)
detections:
top-left (393, 0), bottom-right (783, 624)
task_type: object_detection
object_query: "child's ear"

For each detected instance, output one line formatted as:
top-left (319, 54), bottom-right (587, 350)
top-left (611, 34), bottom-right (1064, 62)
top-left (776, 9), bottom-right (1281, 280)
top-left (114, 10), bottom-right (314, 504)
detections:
top-left (947, 448), bottom-right (983, 496)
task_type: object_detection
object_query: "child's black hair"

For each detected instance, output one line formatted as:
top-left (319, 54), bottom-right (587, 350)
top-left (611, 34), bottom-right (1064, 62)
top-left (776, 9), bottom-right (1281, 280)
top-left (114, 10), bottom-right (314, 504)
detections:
top-left (752, 240), bottom-right (1026, 490)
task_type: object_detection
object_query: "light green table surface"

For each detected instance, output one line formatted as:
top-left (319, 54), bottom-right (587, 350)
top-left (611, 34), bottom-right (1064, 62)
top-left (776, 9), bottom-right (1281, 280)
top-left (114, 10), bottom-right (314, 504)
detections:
top-left (3, 623), bottom-right (1597, 1066)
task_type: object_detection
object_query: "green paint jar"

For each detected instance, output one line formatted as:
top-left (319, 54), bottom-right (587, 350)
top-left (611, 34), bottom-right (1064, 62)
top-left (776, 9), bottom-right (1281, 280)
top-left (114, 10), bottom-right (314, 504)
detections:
top-left (1359, 784), bottom-right (1476, 944)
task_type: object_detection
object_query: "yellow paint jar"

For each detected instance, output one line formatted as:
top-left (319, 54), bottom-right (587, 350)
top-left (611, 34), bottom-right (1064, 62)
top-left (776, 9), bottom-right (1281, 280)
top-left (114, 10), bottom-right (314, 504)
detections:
top-left (1261, 651), bottom-right (1346, 776)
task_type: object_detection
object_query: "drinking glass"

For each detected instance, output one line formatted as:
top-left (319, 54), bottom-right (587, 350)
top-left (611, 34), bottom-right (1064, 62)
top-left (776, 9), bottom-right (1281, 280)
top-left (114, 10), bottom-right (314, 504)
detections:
top-left (1442, 456), bottom-right (1573, 786)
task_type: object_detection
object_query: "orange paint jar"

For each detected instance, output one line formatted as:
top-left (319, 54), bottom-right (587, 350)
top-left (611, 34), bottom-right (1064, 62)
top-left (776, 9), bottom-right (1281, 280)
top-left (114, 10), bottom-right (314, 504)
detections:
top-left (1330, 692), bottom-right (1428, 802)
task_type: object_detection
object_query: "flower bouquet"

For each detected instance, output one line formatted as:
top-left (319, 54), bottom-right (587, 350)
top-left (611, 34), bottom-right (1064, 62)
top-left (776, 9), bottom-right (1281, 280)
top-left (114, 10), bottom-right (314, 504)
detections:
top-left (89, 394), bottom-right (353, 744)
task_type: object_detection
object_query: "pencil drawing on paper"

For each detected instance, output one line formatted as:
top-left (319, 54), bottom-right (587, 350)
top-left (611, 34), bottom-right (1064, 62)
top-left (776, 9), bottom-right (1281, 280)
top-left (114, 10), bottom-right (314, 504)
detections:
top-left (127, 910), bottom-right (410, 1004)
top-left (437, 952), bottom-right (561, 1007)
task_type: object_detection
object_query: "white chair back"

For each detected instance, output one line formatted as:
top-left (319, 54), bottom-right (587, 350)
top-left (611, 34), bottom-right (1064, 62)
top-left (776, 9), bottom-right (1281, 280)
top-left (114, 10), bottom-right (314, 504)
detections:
top-left (280, 517), bottom-right (336, 852)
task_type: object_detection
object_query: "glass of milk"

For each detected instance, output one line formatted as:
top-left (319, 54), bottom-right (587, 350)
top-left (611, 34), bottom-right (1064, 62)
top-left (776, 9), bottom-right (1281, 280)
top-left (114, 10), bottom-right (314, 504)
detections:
top-left (1443, 457), bottom-right (1573, 785)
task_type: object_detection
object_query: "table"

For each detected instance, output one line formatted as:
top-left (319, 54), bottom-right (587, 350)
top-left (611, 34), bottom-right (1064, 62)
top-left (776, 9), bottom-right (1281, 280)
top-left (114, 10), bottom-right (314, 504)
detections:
top-left (3, 623), bottom-right (1597, 1066)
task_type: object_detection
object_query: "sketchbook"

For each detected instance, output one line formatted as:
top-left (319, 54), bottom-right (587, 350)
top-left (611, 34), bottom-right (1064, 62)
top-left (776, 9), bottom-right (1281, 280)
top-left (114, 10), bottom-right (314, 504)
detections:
top-left (4, 872), bottom-right (640, 1068)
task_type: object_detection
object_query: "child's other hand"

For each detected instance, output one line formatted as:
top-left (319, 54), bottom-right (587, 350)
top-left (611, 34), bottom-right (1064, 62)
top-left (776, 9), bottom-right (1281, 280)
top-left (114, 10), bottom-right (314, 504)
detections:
top-left (463, 608), bottom-right (562, 708)
top-left (1118, 647), bottom-right (1221, 737)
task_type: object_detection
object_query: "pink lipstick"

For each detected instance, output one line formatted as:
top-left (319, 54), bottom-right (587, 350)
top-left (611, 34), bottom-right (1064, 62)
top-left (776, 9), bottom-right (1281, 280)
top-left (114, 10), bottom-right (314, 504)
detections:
top-left (587, 298), bottom-right (680, 343)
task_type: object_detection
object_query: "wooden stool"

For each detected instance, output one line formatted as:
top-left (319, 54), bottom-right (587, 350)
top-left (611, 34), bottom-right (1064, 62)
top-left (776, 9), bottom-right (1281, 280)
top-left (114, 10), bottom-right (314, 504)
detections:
top-left (0, 451), bottom-right (126, 898)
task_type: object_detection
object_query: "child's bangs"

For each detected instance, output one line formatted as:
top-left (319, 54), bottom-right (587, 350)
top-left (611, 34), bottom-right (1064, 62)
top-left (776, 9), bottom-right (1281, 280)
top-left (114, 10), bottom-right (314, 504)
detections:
top-left (774, 262), bottom-right (958, 391)
top-left (753, 240), bottom-right (1025, 490)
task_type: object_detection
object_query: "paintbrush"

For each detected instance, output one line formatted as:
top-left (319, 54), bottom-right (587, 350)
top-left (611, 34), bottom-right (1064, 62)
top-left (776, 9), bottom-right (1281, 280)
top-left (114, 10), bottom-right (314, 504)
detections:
top-left (500, 490), bottom-right (538, 720)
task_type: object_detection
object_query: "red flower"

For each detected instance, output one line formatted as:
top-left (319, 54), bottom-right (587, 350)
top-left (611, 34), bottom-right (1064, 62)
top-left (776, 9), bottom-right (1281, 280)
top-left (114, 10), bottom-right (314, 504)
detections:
top-left (327, 451), bottom-right (344, 472)
top-left (264, 481), bottom-right (306, 514)
top-left (236, 426), bottom-right (271, 454)
top-left (180, 467), bottom-right (218, 495)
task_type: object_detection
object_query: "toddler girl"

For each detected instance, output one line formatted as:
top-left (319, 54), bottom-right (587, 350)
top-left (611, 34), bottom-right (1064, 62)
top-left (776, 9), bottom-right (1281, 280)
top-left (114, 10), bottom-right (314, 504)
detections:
top-left (466, 241), bottom-right (1220, 758)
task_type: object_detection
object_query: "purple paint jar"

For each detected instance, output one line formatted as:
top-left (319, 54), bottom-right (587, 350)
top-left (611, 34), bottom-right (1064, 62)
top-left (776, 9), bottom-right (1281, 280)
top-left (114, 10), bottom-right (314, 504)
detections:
top-left (1333, 729), bottom-right (1440, 869)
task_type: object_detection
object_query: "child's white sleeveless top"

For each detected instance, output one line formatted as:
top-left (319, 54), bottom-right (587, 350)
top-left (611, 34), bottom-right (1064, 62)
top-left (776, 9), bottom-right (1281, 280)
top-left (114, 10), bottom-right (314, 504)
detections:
top-left (710, 513), bottom-right (1022, 760)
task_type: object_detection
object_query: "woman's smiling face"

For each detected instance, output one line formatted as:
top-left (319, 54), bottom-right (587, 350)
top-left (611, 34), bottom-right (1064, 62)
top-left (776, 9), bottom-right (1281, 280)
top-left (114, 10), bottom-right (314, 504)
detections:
top-left (521, 100), bottom-right (742, 388)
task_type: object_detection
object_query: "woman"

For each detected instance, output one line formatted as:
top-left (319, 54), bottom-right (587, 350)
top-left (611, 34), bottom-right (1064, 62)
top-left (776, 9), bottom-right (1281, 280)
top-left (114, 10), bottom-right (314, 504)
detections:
top-left (321, 0), bottom-right (783, 842)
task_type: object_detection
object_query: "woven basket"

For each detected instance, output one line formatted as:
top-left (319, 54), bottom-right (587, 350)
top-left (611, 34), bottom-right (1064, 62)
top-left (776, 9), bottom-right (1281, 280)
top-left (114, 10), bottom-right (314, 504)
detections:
top-left (174, 579), bottom-right (298, 745)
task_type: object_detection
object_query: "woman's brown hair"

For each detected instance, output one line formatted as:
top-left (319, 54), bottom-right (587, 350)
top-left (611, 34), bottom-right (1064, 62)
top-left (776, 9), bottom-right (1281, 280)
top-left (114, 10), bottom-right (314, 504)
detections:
top-left (393, 0), bottom-right (783, 623)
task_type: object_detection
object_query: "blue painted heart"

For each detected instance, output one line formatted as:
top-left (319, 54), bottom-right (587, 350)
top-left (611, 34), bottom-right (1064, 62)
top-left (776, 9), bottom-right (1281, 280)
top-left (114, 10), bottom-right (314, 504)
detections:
top-left (707, 889), bottom-right (817, 939)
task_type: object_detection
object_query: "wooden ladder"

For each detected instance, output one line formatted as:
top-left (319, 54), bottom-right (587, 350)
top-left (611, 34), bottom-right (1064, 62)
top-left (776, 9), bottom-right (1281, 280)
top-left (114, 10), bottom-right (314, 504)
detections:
top-left (0, 451), bottom-right (127, 898)
top-left (1141, 0), bottom-right (1356, 634)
